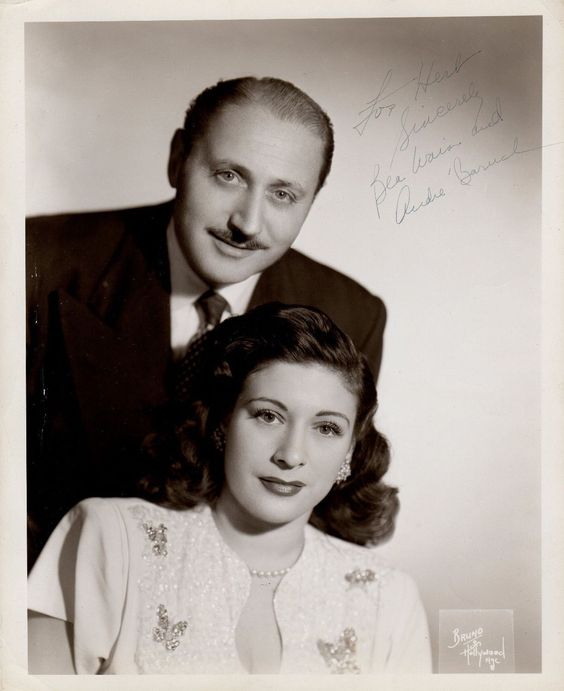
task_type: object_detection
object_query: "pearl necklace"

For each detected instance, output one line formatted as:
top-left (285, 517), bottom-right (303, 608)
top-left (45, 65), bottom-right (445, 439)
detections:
top-left (249, 566), bottom-right (292, 578)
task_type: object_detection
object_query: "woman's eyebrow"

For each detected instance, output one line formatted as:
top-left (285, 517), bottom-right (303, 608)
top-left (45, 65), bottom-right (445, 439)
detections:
top-left (315, 411), bottom-right (351, 425)
top-left (245, 397), bottom-right (288, 411)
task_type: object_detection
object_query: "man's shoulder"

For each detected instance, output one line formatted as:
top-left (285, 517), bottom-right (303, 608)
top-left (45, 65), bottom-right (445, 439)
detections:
top-left (254, 248), bottom-right (386, 377)
top-left (259, 248), bottom-right (384, 310)
top-left (27, 208), bottom-right (125, 270)
top-left (26, 200), bottom-right (173, 283)
top-left (26, 200), bottom-right (172, 247)
top-left (286, 249), bottom-right (378, 289)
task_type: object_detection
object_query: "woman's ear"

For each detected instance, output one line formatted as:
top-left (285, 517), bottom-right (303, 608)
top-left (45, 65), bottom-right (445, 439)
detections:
top-left (167, 129), bottom-right (186, 188)
top-left (335, 443), bottom-right (355, 486)
top-left (212, 425), bottom-right (226, 454)
top-left (213, 413), bottom-right (232, 454)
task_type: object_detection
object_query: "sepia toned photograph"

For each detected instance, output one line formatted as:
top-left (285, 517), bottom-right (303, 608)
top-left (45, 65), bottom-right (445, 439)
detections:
top-left (1, 3), bottom-right (562, 690)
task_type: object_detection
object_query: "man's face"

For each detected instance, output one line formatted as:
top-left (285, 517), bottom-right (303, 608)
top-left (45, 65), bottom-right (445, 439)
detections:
top-left (168, 103), bottom-right (325, 287)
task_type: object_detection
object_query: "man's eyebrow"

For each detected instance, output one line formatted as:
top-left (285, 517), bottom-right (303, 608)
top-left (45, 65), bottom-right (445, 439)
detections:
top-left (270, 178), bottom-right (307, 196)
top-left (211, 158), bottom-right (241, 170)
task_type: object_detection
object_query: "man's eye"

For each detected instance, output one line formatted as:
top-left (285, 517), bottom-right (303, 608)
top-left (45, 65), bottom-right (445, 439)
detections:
top-left (273, 190), bottom-right (295, 203)
top-left (216, 171), bottom-right (238, 183)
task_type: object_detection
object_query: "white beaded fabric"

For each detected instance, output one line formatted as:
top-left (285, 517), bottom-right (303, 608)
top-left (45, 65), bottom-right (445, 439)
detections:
top-left (27, 497), bottom-right (431, 674)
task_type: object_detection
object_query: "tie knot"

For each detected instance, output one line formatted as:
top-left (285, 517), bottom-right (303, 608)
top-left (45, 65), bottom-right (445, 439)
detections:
top-left (196, 290), bottom-right (228, 329)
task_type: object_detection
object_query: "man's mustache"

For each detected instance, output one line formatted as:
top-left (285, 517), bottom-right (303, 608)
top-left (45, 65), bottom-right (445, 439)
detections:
top-left (211, 228), bottom-right (268, 251)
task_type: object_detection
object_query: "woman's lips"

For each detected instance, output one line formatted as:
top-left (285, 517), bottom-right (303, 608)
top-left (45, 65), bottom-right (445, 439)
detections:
top-left (259, 477), bottom-right (305, 497)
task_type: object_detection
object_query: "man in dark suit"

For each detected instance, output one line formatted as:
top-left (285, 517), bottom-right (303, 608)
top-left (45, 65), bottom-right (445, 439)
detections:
top-left (27, 77), bottom-right (386, 565)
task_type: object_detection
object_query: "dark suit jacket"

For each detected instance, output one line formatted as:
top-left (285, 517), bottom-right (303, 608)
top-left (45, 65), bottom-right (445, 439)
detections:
top-left (26, 201), bottom-right (386, 563)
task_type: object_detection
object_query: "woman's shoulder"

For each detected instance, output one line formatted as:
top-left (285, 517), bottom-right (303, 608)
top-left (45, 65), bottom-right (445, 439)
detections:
top-left (65, 497), bottom-right (210, 538)
top-left (70, 496), bottom-right (204, 519)
top-left (305, 525), bottom-right (419, 594)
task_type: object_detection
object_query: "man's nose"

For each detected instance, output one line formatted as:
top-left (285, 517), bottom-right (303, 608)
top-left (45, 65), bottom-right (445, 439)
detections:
top-left (271, 427), bottom-right (306, 469)
top-left (229, 190), bottom-right (263, 237)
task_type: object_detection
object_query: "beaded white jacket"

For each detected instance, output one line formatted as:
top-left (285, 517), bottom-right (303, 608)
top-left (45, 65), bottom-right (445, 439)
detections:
top-left (28, 497), bottom-right (431, 674)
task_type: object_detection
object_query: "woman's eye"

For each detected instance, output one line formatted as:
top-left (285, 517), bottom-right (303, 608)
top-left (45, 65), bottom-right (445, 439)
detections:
top-left (317, 423), bottom-right (343, 437)
top-left (254, 409), bottom-right (281, 424)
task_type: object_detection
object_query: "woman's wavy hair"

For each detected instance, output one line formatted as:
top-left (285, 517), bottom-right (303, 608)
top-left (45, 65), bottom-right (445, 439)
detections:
top-left (139, 303), bottom-right (398, 546)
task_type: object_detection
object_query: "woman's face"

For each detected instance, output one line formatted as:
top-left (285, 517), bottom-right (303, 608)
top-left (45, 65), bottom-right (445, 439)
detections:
top-left (219, 361), bottom-right (358, 529)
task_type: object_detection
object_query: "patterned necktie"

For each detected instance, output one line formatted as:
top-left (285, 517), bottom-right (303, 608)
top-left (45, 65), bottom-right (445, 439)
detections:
top-left (174, 290), bottom-right (228, 403)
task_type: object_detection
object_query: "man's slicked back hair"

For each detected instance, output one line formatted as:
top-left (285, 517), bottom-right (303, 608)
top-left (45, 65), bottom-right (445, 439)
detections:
top-left (182, 76), bottom-right (334, 193)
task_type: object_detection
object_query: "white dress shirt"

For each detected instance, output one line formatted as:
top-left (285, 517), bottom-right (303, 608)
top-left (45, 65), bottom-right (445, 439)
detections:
top-left (167, 221), bottom-right (260, 360)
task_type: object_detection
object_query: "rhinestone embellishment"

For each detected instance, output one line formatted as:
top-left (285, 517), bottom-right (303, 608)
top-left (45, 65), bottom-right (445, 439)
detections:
top-left (152, 604), bottom-right (188, 651)
top-left (143, 522), bottom-right (168, 556)
top-left (317, 627), bottom-right (360, 674)
top-left (345, 568), bottom-right (377, 587)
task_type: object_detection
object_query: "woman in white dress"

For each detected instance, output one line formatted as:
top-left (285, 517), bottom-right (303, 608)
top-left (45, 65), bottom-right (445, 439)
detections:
top-left (28, 303), bottom-right (431, 674)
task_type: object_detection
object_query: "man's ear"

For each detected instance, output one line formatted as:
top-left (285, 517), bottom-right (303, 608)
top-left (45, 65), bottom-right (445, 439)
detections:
top-left (167, 129), bottom-right (186, 188)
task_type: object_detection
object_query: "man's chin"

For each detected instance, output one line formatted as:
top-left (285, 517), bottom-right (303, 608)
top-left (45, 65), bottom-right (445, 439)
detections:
top-left (197, 259), bottom-right (264, 289)
top-left (195, 246), bottom-right (286, 287)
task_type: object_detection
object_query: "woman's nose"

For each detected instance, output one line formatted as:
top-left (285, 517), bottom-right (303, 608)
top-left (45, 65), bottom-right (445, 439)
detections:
top-left (272, 430), bottom-right (306, 469)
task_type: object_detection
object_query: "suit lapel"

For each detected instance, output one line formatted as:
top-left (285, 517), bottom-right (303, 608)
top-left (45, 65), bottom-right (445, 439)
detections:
top-left (248, 249), bottom-right (298, 309)
top-left (57, 203), bottom-right (173, 447)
